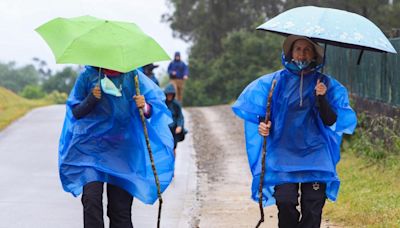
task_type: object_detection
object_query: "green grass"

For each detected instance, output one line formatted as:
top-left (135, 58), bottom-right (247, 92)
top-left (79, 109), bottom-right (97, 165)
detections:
top-left (0, 87), bottom-right (51, 130)
top-left (324, 152), bottom-right (400, 227)
top-left (323, 112), bottom-right (400, 227)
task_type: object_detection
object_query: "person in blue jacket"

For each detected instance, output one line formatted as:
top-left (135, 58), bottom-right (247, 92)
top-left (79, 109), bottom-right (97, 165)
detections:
top-left (164, 83), bottom-right (185, 156)
top-left (59, 66), bottom-right (175, 228)
top-left (232, 35), bottom-right (357, 228)
top-left (143, 63), bottom-right (160, 86)
top-left (167, 51), bottom-right (189, 103)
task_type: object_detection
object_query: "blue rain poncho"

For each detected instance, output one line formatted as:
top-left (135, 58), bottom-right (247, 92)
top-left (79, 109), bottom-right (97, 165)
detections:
top-left (232, 59), bottom-right (357, 206)
top-left (59, 66), bottom-right (175, 204)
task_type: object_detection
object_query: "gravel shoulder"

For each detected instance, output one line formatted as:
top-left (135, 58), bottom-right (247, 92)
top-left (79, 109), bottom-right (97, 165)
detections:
top-left (187, 105), bottom-right (277, 228)
top-left (187, 105), bottom-right (338, 228)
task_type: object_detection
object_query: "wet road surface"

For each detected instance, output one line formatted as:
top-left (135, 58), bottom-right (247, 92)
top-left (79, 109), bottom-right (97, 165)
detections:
top-left (0, 105), bottom-right (337, 227)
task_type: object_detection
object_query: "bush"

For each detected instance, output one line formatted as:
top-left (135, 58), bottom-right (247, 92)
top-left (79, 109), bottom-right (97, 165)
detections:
top-left (45, 91), bottom-right (68, 104)
top-left (344, 112), bottom-right (400, 162)
top-left (20, 85), bottom-right (45, 99)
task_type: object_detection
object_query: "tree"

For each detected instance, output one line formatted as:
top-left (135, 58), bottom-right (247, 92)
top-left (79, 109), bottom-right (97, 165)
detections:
top-left (163, 0), bottom-right (282, 58)
top-left (32, 57), bottom-right (52, 82)
top-left (0, 62), bottom-right (40, 93)
top-left (42, 67), bottom-right (78, 94)
top-left (282, 0), bottom-right (400, 35)
top-left (184, 30), bottom-right (282, 106)
top-left (164, 0), bottom-right (400, 106)
top-left (164, 1), bottom-right (284, 105)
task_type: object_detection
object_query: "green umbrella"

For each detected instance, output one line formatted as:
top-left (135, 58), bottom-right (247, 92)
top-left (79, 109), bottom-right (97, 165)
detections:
top-left (35, 15), bottom-right (170, 72)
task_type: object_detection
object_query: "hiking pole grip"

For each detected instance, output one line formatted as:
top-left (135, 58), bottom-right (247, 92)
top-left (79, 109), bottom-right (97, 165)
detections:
top-left (255, 79), bottom-right (277, 228)
top-left (134, 75), bottom-right (163, 228)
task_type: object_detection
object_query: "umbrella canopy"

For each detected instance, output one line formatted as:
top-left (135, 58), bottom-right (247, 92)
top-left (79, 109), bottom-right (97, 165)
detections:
top-left (36, 16), bottom-right (170, 73)
top-left (257, 6), bottom-right (397, 54)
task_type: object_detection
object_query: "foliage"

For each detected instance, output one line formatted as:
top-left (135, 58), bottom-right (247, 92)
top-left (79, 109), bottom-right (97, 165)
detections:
top-left (0, 87), bottom-right (50, 130)
top-left (0, 62), bottom-right (40, 93)
top-left (41, 66), bottom-right (78, 94)
top-left (20, 85), bottom-right (46, 99)
top-left (322, 109), bottom-right (400, 226)
top-left (184, 30), bottom-right (282, 106)
top-left (0, 59), bottom-right (74, 130)
top-left (343, 112), bottom-right (400, 162)
top-left (45, 91), bottom-right (68, 104)
top-left (282, 0), bottom-right (400, 36)
top-left (0, 60), bottom-right (78, 101)
top-left (163, 1), bottom-right (285, 106)
top-left (32, 57), bottom-right (52, 81)
top-left (164, 0), bottom-right (400, 106)
top-left (323, 153), bottom-right (400, 227)
top-left (163, 0), bottom-right (281, 57)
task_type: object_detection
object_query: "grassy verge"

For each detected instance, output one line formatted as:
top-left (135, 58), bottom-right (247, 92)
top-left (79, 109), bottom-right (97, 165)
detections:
top-left (324, 113), bottom-right (400, 227)
top-left (324, 153), bottom-right (400, 227)
top-left (0, 87), bottom-right (51, 130)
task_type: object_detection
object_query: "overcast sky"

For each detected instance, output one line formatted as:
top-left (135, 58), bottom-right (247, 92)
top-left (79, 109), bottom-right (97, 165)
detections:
top-left (0, 0), bottom-right (189, 75)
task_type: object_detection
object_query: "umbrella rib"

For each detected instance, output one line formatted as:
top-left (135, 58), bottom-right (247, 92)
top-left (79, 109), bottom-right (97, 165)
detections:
top-left (107, 21), bottom-right (167, 71)
top-left (108, 21), bottom-right (141, 33)
top-left (109, 23), bottom-right (129, 71)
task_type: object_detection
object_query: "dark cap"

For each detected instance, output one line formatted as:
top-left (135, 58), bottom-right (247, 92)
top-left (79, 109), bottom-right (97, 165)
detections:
top-left (143, 63), bottom-right (159, 71)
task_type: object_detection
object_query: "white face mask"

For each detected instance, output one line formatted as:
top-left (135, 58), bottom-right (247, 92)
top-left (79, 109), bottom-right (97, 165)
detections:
top-left (101, 75), bottom-right (122, 97)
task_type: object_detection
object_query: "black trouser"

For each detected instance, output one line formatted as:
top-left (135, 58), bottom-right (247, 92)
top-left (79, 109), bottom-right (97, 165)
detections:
top-left (81, 182), bottom-right (133, 228)
top-left (169, 126), bottom-right (178, 149)
top-left (274, 182), bottom-right (326, 228)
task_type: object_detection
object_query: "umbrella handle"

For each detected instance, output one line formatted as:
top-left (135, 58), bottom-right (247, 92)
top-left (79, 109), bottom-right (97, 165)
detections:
top-left (321, 44), bottom-right (327, 74)
top-left (255, 79), bottom-right (277, 228)
top-left (98, 68), bottom-right (102, 86)
top-left (357, 49), bottom-right (364, 65)
top-left (134, 75), bottom-right (163, 228)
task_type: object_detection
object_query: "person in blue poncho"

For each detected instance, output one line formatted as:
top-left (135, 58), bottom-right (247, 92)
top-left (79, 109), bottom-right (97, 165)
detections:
top-left (167, 51), bottom-right (189, 102)
top-left (164, 83), bottom-right (186, 156)
top-left (59, 66), bottom-right (175, 228)
top-left (232, 35), bottom-right (357, 228)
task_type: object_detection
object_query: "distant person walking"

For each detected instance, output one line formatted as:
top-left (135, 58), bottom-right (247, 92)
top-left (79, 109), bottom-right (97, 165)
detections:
top-left (167, 51), bottom-right (189, 103)
top-left (164, 83), bottom-right (186, 157)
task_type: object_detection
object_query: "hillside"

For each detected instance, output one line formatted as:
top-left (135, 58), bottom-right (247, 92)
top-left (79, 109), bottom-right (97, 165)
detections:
top-left (0, 87), bottom-right (49, 130)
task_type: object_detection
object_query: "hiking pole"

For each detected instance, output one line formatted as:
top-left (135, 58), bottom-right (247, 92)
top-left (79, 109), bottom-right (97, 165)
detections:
top-left (134, 75), bottom-right (163, 228)
top-left (255, 79), bottom-right (277, 228)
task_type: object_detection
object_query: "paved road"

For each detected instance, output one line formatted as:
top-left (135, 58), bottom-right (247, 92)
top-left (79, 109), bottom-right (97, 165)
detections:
top-left (0, 105), bottom-right (196, 228)
top-left (0, 105), bottom-right (338, 228)
top-left (187, 106), bottom-right (277, 228)
top-left (0, 105), bottom-right (81, 228)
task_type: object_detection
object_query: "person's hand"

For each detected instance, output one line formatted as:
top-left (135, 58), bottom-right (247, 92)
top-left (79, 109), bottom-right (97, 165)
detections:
top-left (175, 126), bottom-right (182, 134)
top-left (133, 95), bottom-right (146, 109)
top-left (183, 75), bottom-right (188, 80)
top-left (315, 79), bottom-right (327, 96)
top-left (92, 85), bottom-right (101, 99)
top-left (258, 121), bottom-right (271, 136)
